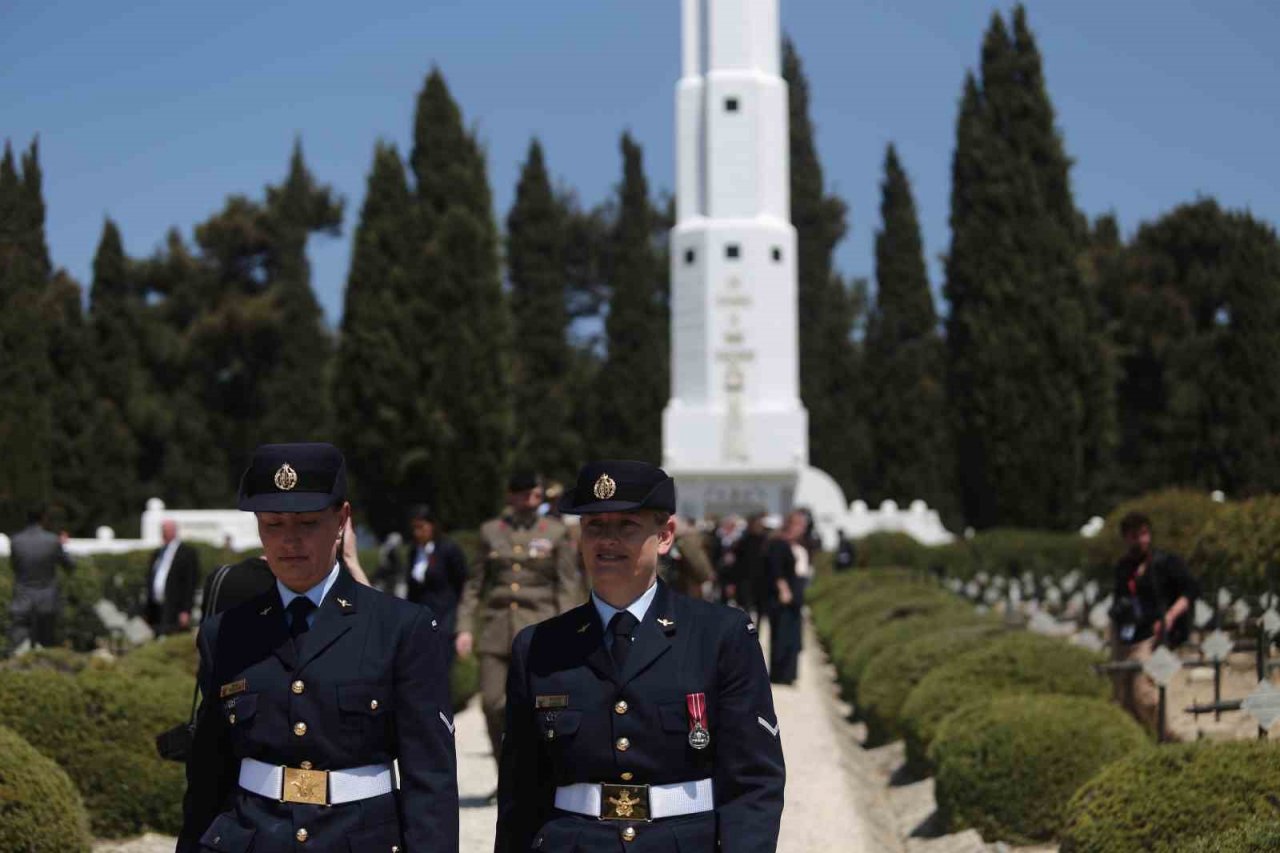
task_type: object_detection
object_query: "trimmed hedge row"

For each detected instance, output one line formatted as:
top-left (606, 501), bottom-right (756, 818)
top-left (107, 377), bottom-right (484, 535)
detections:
top-left (899, 631), bottom-right (1108, 769)
top-left (1061, 740), bottom-right (1280, 852)
top-left (0, 724), bottom-right (94, 852)
top-left (1179, 817), bottom-right (1280, 852)
top-left (931, 695), bottom-right (1149, 843)
top-left (856, 623), bottom-right (1005, 746)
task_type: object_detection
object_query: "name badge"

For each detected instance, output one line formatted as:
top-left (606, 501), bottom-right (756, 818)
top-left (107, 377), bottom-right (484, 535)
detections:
top-left (535, 694), bottom-right (570, 710)
top-left (220, 679), bottom-right (248, 699)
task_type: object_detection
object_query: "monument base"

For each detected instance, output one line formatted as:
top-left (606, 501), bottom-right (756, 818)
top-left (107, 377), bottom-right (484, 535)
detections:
top-left (669, 470), bottom-right (800, 521)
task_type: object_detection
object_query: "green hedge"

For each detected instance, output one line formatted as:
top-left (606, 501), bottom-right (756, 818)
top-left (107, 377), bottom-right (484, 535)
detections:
top-left (1192, 495), bottom-right (1280, 596)
top-left (1060, 741), bottom-right (1280, 852)
top-left (1178, 817), bottom-right (1280, 853)
top-left (452, 652), bottom-right (480, 712)
top-left (1090, 488), bottom-right (1224, 573)
top-left (0, 667), bottom-right (187, 837)
top-left (0, 724), bottom-right (93, 852)
top-left (931, 695), bottom-right (1149, 844)
top-left (857, 623), bottom-right (1006, 746)
top-left (841, 610), bottom-right (994, 695)
top-left (899, 631), bottom-right (1107, 768)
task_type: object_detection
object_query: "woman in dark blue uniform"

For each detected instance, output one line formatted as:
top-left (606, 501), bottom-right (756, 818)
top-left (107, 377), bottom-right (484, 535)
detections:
top-left (495, 460), bottom-right (785, 853)
top-left (178, 443), bottom-right (458, 852)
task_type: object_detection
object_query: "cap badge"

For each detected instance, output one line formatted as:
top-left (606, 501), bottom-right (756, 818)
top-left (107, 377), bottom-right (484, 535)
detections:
top-left (274, 463), bottom-right (299, 491)
top-left (593, 473), bottom-right (617, 500)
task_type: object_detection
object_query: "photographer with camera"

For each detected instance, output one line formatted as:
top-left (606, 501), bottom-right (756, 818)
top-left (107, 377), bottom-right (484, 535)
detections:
top-left (1109, 511), bottom-right (1198, 732)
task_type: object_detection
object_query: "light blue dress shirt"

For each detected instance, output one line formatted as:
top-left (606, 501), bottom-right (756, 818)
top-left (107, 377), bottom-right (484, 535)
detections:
top-left (592, 581), bottom-right (659, 649)
top-left (277, 563), bottom-right (340, 631)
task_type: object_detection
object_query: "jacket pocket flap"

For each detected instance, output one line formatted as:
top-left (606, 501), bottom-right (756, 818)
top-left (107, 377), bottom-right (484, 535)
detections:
top-left (539, 708), bottom-right (582, 736)
top-left (659, 702), bottom-right (688, 733)
top-left (338, 683), bottom-right (386, 715)
top-left (222, 693), bottom-right (257, 723)
top-left (199, 812), bottom-right (256, 851)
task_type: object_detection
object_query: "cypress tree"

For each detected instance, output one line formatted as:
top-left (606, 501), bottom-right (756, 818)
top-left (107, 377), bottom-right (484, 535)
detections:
top-left (507, 139), bottom-right (582, 481)
top-left (944, 8), bottom-right (1113, 529)
top-left (258, 141), bottom-right (341, 443)
top-left (865, 145), bottom-right (952, 516)
top-left (782, 38), bottom-right (866, 497)
top-left (592, 133), bottom-right (667, 463)
top-left (334, 141), bottom-right (421, 536)
top-left (0, 141), bottom-right (53, 530)
top-left (410, 69), bottom-right (512, 529)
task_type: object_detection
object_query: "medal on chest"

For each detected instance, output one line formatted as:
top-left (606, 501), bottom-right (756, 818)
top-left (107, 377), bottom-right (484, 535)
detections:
top-left (686, 692), bottom-right (711, 750)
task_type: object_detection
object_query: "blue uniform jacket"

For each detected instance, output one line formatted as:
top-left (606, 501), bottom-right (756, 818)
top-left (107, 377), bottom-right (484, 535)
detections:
top-left (496, 580), bottom-right (785, 852)
top-left (178, 568), bottom-right (459, 852)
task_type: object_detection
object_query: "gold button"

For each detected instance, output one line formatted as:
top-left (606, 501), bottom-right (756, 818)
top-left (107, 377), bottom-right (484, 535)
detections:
top-left (620, 771), bottom-right (634, 781)
top-left (622, 827), bottom-right (637, 842)
top-left (512, 563), bottom-right (523, 572)
top-left (293, 721), bottom-right (307, 737)
top-left (228, 713), bottom-right (237, 725)
top-left (514, 545), bottom-right (525, 555)
top-left (510, 582), bottom-right (521, 592)
top-left (291, 680), bottom-right (305, 694)
top-left (614, 700), bottom-right (629, 715)
top-left (300, 761), bottom-right (313, 770)
top-left (615, 737), bottom-right (630, 752)
top-left (509, 602), bottom-right (519, 610)
top-left (296, 827), bottom-right (309, 843)
top-left (544, 729), bottom-right (556, 741)
top-left (370, 699), bottom-right (379, 711)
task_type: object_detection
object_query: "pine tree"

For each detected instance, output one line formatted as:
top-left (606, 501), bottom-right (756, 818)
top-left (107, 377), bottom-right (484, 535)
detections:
top-left (0, 141), bottom-right (53, 530)
top-left (1111, 201), bottom-right (1280, 496)
top-left (507, 139), bottom-right (582, 481)
top-left (865, 145), bottom-right (952, 516)
top-left (592, 134), bottom-right (667, 463)
top-left (410, 69), bottom-right (512, 529)
top-left (334, 141), bottom-right (422, 536)
top-left (944, 7), bottom-right (1114, 529)
top-left (782, 38), bottom-right (866, 497)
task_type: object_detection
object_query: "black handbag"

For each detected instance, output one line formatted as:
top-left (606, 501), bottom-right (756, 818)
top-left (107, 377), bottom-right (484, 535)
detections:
top-left (155, 563), bottom-right (232, 762)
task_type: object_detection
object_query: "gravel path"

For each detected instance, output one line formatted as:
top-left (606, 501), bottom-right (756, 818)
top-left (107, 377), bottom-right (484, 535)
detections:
top-left (95, 624), bottom-right (874, 853)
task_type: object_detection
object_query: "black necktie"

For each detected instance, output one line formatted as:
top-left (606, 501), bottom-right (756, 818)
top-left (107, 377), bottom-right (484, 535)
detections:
top-left (287, 597), bottom-right (317, 644)
top-left (608, 611), bottom-right (639, 671)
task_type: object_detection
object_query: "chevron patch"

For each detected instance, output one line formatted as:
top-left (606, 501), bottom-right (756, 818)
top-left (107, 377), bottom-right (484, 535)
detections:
top-left (439, 710), bottom-right (456, 735)
top-left (757, 716), bottom-right (780, 737)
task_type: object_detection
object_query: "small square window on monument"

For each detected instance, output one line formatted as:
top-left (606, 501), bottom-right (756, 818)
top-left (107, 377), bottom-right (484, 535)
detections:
top-left (724, 97), bottom-right (740, 112)
top-left (771, 247), bottom-right (782, 262)
top-left (725, 244), bottom-right (741, 260)
top-left (684, 248), bottom-right (696, 265)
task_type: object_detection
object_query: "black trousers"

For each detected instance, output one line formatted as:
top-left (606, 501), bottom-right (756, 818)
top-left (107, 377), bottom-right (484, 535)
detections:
top-left (9, 584), bottom-right (59, 650)
top-left (767, 604), bottom-right (802, 684)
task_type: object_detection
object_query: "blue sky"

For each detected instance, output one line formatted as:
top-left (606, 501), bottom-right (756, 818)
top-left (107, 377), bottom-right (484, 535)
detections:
top-left (3, 0), bottom-right (1278, 325)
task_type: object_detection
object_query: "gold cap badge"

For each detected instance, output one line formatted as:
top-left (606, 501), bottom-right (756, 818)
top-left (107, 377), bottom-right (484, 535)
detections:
top-left (593, 472), bottom-right (617, 500)
top-left (274, 463), bottom-right (298, 491)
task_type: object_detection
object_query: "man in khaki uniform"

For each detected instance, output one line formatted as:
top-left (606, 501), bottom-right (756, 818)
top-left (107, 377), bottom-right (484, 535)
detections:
top-left (456, 473), bottom-right (583, 773)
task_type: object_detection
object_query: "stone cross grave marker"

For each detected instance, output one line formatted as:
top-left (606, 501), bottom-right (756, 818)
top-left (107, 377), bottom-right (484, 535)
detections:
top-left (1201, 629), bottom-right (1233, 662)
top-left (1194, 599), bottom-right (1215, 629)
top-left (1233, 599), bottom-right (1252, 625)
top-left (1143, 645), bottom-right (1182, 688)
top-left (1241, 680), bottom-right (1280, 731)
top-left (1029, 610), bottom-right (1060, 635)
top-left (1090, 598), bottom-right (1112, 632)
top-left (1045, 586), bottom-right (1063, 608)
top-left (1073, 630), bottom-right (1105, 653)
top-left (1083, 580), bottom-right (1099, 602)
top-left (1219, 588), bottom-right (1233, 609)
top-left (964, 581), bottom-right (979, 599)
top-left (1264, 607), bottom-right (1280, 637)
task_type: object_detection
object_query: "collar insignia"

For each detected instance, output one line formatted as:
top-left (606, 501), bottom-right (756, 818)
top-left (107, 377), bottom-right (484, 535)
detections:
top-left (337, 597), bottom-right (351, 608)
top-left (577, 622), bottom-right (591, 634)
top-left (259, 606), bottom-right (273, 616)
top-left (657, 617), bottom-right (675, 628)
top-left (273, 463), bottom-right (298, 491)
top-left (592, 473), bottom-right (617, 500)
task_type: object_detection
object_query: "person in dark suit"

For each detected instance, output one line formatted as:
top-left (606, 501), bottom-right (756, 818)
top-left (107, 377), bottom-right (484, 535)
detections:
top-left (380, 505), bottom-right (468, 663)
top-left (764, 511), bottom-right (806, 686)
top-left (6, 506), bottom-right (74, 651)
top-left (178, 443), bottom-right (458, 852)
top-left (496, 460), bottom-right (785, 853)
top-left (144, 519), bottom-right (201, 636)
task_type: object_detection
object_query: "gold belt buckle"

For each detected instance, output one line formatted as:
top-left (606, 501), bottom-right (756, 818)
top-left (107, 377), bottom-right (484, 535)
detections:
top-left (600, 783), bottom-right (650, 822)
top-left (281, 766), bottom-right (329, 805)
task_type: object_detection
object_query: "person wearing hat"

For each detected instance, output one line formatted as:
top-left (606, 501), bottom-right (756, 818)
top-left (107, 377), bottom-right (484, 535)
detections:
top-left (495, 460), bottom-right (785, 853)
top-left (456, 471), bottom-right (583, 779)
top-left (178, 443), bottom-right (458, 852)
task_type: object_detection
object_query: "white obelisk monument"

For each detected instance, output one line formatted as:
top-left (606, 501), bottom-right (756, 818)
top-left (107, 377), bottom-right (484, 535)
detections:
top-left (662, 0), bottom-right (846, 525)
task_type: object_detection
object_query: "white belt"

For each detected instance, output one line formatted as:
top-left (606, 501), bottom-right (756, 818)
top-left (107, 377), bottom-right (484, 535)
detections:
top-left (555, 779), bottom-right (714, 820)
top-left (239, 758), bottom-right (394, 805)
